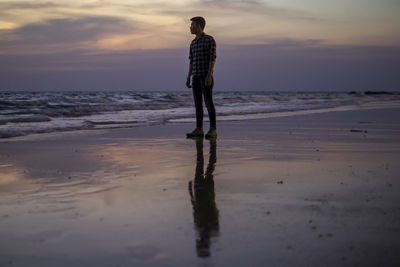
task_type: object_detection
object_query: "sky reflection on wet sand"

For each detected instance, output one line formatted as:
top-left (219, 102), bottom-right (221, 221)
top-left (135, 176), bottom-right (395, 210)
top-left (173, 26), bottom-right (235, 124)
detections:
top-left (1, 109), bottom-right (400, 266)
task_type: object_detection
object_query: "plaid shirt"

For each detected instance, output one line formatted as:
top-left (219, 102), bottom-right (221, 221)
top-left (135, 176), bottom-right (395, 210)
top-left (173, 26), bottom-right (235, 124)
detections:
top-left (189, 33), bottom-right (216, 76)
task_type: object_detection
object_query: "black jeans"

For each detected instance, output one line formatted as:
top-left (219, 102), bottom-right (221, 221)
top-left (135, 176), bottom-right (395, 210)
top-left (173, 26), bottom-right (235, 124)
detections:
top-left (192, 75), bottom-right (216, 129)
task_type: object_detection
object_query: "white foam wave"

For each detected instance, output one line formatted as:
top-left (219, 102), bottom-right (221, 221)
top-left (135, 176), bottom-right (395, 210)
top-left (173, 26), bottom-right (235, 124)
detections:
top-left (0, 91), bottom-right (399, 139)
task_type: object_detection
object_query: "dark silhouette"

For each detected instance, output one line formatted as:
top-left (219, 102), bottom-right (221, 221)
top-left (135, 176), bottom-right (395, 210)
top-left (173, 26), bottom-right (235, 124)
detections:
top-left (186, 16), bottom-right (217, 139)
top-left (188, 137), bottom-right (219, 258)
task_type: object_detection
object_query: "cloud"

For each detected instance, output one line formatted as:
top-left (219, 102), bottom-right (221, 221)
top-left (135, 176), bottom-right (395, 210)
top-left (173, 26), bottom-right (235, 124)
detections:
top-left (0, 16), bottom-right (137, 53)
top-left (0, 1), bottom-right (63, 9)
top-left (14, 16), bottom-right (133, 43)
top-left (153, 0), bottom-right (321, 22)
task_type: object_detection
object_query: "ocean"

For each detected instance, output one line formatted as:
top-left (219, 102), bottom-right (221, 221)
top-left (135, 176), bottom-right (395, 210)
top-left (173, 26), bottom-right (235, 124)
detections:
top-left (1, 90), bottom-right (399, 139)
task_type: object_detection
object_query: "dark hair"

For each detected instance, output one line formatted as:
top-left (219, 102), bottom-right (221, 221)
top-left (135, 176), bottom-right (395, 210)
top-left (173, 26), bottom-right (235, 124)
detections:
top-left (190, 16), bottom-right (206, 30)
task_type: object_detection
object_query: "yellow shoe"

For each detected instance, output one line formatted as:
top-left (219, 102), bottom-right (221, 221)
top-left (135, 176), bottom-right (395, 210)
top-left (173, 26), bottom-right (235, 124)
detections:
top-left (186, 128), bottom-right (204, 138)
top-left (205, 128), bottom-right (217, 139)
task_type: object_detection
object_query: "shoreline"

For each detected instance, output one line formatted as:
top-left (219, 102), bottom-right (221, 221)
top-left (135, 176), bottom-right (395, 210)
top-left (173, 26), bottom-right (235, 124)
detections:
top-left (2, 99), bottom-right (400, 143)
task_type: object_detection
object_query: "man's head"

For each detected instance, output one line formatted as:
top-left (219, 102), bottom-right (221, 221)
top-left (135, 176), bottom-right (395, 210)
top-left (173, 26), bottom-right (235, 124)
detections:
top-left (190, 16), bottom-right (206, 35)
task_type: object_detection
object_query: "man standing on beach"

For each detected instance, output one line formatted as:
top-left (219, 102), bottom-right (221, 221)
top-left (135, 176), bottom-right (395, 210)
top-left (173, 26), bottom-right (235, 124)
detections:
top-left (186, 16), bottom-right (217, 139)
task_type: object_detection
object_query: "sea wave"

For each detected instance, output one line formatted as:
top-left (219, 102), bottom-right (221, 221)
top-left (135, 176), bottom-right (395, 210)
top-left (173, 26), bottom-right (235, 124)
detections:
top-left (0, 90), bottom-right (399, 139)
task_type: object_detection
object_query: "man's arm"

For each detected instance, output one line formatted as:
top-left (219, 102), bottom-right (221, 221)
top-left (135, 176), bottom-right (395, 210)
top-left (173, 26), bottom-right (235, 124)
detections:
top-left (186, 63), bottom-right (193, 88)
top-left (207, 60), bottom-right (215, 76)
top-left (187, 45), bottom-right (193, 88)
top-left (205, 37), bottom-right (216, 86)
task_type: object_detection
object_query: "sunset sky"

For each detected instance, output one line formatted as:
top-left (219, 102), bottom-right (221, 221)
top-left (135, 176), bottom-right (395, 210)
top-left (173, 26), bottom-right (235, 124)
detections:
top-left (0, 0), bottom-right (399, 91)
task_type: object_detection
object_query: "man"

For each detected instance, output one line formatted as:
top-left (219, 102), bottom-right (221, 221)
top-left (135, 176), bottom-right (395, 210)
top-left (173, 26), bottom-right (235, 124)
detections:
top-left (186, 16), bottom-right (217, 139)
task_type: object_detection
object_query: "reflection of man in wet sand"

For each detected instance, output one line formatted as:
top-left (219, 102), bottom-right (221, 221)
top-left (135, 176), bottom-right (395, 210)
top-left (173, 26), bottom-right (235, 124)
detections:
top-left (188, 137), bottom-right (219, 258)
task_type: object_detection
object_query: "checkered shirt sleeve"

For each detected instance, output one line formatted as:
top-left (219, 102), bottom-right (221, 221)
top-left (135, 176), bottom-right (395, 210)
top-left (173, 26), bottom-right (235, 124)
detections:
top-left (189, 33), bottom-right (216, 76)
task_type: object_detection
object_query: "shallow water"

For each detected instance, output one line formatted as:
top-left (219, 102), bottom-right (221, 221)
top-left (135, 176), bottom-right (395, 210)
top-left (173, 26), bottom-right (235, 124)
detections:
top-left (1, 108), bottom-right (400, 266)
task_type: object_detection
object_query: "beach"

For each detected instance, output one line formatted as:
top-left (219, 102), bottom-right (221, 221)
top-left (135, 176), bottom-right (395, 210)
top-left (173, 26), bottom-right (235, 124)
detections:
top-left (1, 106), bottom-right (400, 267)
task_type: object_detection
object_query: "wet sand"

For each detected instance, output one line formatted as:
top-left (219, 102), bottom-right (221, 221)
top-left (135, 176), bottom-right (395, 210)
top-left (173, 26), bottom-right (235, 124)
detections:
top-left (1, 107), bottom-right (400, 267)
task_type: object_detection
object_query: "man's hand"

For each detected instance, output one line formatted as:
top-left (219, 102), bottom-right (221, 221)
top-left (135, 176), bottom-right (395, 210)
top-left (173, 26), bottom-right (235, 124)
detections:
top-left (205, 73), bottom-right (213, 86)
top-left (186, 77), bottom-right (192, 88)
